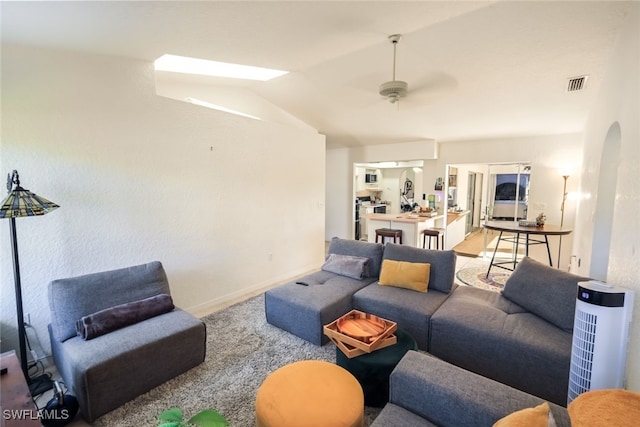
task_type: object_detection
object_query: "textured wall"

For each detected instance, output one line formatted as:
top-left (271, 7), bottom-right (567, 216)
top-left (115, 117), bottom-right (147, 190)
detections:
top-left (0, 45), bottom-right (326, 359)
top-left (574, 6), bottom-right (640, 390)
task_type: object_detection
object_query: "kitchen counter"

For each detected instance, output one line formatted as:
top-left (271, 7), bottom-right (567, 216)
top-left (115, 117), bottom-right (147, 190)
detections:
top-left (363, 211), bottom-right (471, 250)
top-left (361, 203), bottom-right (389, 208)
top-left (446, 210), bottom-right (470, 226)
top-left (363, 213), bottom-right (445, 223)
top-left (364, 213), bottom-right (446, 248)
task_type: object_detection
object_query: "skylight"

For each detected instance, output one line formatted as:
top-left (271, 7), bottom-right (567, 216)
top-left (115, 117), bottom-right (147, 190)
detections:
top-left (185, 97), bottom-right (262, 121)
top-left (154, 54), bottom-right (288, 81)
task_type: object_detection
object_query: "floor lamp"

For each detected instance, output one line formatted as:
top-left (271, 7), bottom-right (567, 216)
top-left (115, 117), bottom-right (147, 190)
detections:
top-left (557, 174), bottom-right (569, 269)
top-left (0, 170), bottom-right (59, 393)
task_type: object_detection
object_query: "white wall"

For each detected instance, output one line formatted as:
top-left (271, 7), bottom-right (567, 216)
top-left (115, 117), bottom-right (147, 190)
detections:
top-left (573, 5), bottom-right (640, 390)
top-left (0, 45), bottom-right (326, 356)
top-left (325, 147), bottom-right (353, 240)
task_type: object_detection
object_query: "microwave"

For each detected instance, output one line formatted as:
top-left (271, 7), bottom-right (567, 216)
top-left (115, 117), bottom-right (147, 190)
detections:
top-left (365, 173), bottom-right (377, 183)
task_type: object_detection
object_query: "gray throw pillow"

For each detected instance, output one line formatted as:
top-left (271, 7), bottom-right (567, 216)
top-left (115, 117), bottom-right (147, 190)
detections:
top-left (502, 257), bottom-right (589, 331)
top-left (327, 237), bottom-right (384, 277)
top-left (76, 294), bottom-right (174, 340)
top-left (321, 253), bottom-right (369, 280)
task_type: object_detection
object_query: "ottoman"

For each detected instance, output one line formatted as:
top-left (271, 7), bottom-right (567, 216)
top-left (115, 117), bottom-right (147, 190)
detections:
top-left (336, 329), bottom-right (417, 407)
top-left (255, 360), bottom-right (364, 427)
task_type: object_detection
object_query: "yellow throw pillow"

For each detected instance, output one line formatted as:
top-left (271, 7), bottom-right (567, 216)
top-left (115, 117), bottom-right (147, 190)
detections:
top-left (378, 259), bottom-right (430, 292)
top-left (493, 402), bottom-right (553, 427)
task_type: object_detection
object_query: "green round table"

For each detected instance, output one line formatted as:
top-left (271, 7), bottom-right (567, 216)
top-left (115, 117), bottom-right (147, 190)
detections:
top-left (336, 329), bottom-right (417, 407)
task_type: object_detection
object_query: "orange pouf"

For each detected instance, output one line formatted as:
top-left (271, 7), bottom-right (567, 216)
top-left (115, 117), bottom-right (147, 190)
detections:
top-left (255, 360), bottom-right (364, 427)
top-left (568, 388), bottom-right (640, 427)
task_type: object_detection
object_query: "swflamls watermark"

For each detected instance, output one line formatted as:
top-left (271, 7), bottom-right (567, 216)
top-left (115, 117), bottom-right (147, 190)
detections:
top-left (3, 409), bottom-right (71, 421)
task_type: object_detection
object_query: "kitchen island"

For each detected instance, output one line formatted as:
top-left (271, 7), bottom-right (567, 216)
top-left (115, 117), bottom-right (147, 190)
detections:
top-left (445, 210), bottom-right (470, 250)
top-left (364, 213), bottom-right (446, 248)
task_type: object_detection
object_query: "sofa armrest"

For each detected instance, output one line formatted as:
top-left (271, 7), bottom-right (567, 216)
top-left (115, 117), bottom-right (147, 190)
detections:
top-left (389, 351), bottom-right (570, 426)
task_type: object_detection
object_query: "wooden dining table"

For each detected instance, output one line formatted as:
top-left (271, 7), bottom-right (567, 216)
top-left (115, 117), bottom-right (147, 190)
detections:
top-left (483, 220), bottom-right (573, 277)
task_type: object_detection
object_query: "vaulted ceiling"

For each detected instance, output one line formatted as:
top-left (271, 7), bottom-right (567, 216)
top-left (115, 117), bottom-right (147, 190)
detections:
top-left (2, 1), bottom-right (635, 148)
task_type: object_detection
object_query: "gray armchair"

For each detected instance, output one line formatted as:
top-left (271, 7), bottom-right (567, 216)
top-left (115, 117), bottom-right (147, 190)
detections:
top-left (48, 261), bottom-right (206, 422)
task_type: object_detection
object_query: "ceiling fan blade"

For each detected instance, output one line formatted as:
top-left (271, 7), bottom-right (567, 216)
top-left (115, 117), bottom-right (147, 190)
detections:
top-left (409, 72), bottom-right (458, 98)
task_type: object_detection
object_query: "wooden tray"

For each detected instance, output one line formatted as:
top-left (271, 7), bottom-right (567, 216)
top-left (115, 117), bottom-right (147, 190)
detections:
top-left (337, 313), bottom-right (387, 342)
top-left (324, 310), bottom-right (397, 358)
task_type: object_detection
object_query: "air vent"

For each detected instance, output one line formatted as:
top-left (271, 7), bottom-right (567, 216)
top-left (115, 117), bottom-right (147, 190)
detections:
top-left (567, 76), bottom-right (588, 92)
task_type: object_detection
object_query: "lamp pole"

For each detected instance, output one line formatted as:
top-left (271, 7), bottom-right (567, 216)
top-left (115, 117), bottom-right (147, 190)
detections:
top-left (557, 175), bottom-right (569, 269)
top-left (8, 216), bottom-right (29, 379)
top-left (0, 170), bottom-right (59, 392)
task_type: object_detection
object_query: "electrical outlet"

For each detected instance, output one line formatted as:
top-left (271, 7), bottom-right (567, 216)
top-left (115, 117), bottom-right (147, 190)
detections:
top-left (268, 253), bottom-right (273, 261)
top-left (25, 313), bottom-right (31, 325)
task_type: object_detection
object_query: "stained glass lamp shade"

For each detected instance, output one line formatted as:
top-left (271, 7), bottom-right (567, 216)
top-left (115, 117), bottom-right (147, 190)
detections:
top-left (0, 183), bottom-right (59, 218)
top-left (0, 170), bottom-right (59, 390)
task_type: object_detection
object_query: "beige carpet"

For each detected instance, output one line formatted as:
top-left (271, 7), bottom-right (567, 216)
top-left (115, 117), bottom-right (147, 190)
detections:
top-left (92, 295), bottom-right (382, 426)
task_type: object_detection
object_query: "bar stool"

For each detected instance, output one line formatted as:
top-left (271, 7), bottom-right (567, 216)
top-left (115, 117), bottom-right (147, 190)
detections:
top-left (375, 228), bottom-right (403, 244)
top-left (422, 228), bottom-right (444, 250)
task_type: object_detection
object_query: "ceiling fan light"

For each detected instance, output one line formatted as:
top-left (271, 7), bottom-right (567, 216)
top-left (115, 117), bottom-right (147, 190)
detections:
top-left (379, 80), bottom-right (408, 102)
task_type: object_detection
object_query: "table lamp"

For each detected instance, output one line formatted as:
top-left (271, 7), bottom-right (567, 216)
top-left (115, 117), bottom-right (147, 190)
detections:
top-left (0, 170), bottom-right (59, 393)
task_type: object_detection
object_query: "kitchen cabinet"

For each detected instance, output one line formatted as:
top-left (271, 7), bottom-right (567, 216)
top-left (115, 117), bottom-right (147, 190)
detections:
top-left (445, 210), bottom-right (470, 249)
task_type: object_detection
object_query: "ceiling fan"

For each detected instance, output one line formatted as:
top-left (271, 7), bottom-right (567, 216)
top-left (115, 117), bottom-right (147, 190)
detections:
top-left (379, 34), bottom-right (408, 104)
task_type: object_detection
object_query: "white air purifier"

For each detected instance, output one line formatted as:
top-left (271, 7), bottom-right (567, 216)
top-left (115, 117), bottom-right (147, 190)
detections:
top-left (568, 280), bottom-right (634, 403)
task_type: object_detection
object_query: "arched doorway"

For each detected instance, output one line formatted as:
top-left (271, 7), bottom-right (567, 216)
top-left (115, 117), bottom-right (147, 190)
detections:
top-left (590, 122), bottom-right (621, 280)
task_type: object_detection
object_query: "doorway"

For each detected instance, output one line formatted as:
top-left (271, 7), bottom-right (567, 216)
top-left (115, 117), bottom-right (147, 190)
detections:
top-left (446, 162), bottom-right (531, 257)
top-left (466, 172), bottom-right (483, 234)
top-left (353, 160), bottom-right (424, 240)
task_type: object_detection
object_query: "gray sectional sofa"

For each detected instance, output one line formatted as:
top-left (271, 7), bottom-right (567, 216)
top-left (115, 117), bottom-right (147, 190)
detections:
top-left (264, 237), bottom-right (587, 419)
top-left (370, 351), bottom-right (571, 427)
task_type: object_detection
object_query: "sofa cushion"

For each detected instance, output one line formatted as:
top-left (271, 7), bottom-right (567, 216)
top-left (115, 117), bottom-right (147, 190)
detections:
top-left (502, 257), bottom-right (588, 331)
top-left (327, 237), bottom-right (384, 278)
top-left (379, 259), bottom-right (430, 292)
top-left (51, 309), bottom-right (205, 421)
top-left (265, 270), bottom-right (376, 345)
top-left (429, 286), bottom-right (572, 405)
top-left (353, 283), bottom-right (454, 350)
top-left (381, 243), bottom-right (456, 293)
top-left (321, 253), bottom-right (369, 279)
